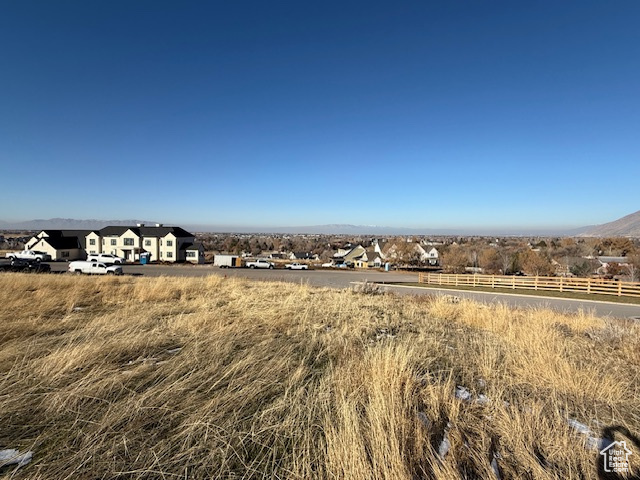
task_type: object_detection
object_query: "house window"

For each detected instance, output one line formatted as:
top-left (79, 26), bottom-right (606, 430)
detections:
top-left (166, 240), bottom-right (173, 247)
top-left (186, 251), bottom-right (195, 258)
top-left (124, 238), bottom-right (134, 246)
top-left (166, 252), bottom-right (173, 258)
top-left (89, 239), bottom-right (96, 246)
top-left (145, 239), bottom-right (151, 246)
top-left (111, 239), bottom-right (117, 246)
top-left (62, 251), bottom-right (69, 258)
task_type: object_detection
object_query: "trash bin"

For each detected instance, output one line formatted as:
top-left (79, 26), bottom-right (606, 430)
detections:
top-left (140, 253), bottom-right (151, 265)
top-left (385, 262), bottom-right (390, 272)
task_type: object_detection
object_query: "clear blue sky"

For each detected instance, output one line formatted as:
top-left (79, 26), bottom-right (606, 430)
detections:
top-left (1, 1), bottom-right (638, 230)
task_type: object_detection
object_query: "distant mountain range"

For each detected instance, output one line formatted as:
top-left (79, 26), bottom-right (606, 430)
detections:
top-left (1, 211), bottom-right (638, 236)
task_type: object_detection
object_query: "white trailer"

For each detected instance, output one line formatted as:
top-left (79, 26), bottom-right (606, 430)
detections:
top-left (213, 254), bottom-right (244, 268)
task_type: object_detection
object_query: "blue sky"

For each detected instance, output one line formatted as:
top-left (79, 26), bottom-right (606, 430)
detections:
top-left (1, 1), bottom-right (638, 230)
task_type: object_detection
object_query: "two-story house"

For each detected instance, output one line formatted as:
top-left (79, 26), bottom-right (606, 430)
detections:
top-left (89, 224), bottom-right (197, 263)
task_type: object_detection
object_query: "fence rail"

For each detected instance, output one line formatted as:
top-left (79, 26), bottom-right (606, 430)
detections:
top-left (417, 273), bottom-right (640, 298)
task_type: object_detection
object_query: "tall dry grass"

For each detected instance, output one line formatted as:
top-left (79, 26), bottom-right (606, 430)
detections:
top-left (0, 274), bottom-right (638, 479)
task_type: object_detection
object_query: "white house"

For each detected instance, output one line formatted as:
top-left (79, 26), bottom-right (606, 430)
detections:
top-left (184, 243), bottom-right (206, 264)
top-left (383, 243), bottom-right (439, 266)
top-left (92, 224), bottom-right (197, 263)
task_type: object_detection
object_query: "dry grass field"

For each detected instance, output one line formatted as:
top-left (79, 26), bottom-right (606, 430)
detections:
top-left (0, 274), bottom-right (639, 479)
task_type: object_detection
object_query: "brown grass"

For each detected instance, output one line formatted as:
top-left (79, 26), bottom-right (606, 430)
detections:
top-left (0, 274), bottom-right (638, 479)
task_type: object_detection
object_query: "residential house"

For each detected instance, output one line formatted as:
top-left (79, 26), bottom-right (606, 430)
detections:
top-left (25, 230), bottom-right (93, 261)
top-left (184, 243), bottom-right (206, 264)
top-left (353, 249), bottom-right (384, 269)
top-left (342, 245), bottom-right (366, 264)
top-left (596, 256), bottom-right (629, 276)
top-left (94, 224), bottom-right (196, 263)
top-left (383, 242), bottom-right (439, 266)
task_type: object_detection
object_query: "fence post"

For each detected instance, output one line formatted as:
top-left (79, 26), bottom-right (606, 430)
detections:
top-left (512, 276), bottom-right (515, 289)
top-left (559, 277), bottom-right (563, 292)
top-left (492, 276), bottom-right (495, 288)
top-left (587, 278), bottom-right (591, 294)
top-left (618, 282), bottom-right (622, 297)
top-left (535, 276), bottom-right (538, 290)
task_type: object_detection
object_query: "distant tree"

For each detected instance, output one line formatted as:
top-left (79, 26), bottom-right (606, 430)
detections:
top-left (442, 245), bottom-right (468, 273)
top-left (623, 253), bottom-right (640, 281)
top-left (479, 248), bottom-right (501, 274)
top-left (520, 249), bottom-right (554, 276)
top-left (499, 250), bottom-right (514, 275)
top-left (407, 248), bottom-right (424, 266)
top-left (606, 262), bottom-right (625, 277)
top-left (596, 238), bottom-right (635, 256)
top-left (569, 258), bottom-right (600, 277)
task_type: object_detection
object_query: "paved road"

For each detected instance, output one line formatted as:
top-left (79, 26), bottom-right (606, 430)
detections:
top-left (21, 262), bottom-right (640, 320)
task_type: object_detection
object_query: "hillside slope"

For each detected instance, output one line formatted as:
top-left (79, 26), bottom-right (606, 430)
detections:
top-left (580, 210), bottom-right (640, 237)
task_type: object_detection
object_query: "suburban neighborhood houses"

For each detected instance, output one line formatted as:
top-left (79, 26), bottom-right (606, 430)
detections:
top-left (14, 226), bottom-right (441, 270)
top-left (7, 225), bottom-right (640, 280)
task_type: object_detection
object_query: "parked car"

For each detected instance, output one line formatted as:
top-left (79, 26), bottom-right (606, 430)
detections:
top-left (245, 259), bottom-right (275, 269)
top-left (5, 250), bottom-right (51, 262)
top-left (322, 262), bottom-right (335, 268)
top-left (86, 253), bottom-right (125, 264)
top-left (285, 262), bottom-right (308, 270)
top-left (68, 261), bottom-right (123, 275)
top-left (1, 258), bottom-right (51, 273)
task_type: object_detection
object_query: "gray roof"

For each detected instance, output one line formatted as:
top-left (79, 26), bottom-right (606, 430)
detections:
top-left (597, 256), bottom-right (628, 264)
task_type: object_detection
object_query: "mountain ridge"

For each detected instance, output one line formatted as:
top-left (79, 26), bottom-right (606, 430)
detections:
top-left (578, 210), bottom-right (640, 237)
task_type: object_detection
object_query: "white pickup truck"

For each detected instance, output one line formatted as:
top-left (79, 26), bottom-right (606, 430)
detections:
top-left (68, 261), bottom-right (123, 275)
top-left (245, 259), bottom-right (275, 269)
top-left (5, 250), bottom-right (51, 262)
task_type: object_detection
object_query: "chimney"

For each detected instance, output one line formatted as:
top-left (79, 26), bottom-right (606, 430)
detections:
top-left (155, 223), bottom-right (163, 227)
top-left (136, 223), bottom-right (145, 227)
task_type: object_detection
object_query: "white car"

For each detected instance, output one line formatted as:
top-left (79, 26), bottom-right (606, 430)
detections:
top-left (285, 262), bottom-right (308, 270)
top-left (86, 253), bottom-right (125, 264)
top-left (321, 262), bottom-right (334, 268)
top-left (246, 259), bottom-right (275, 269)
